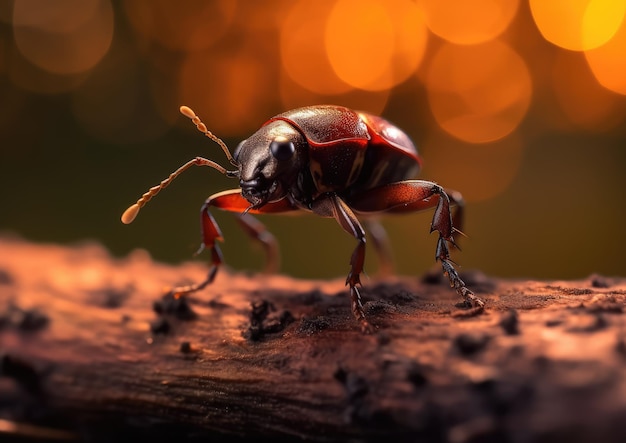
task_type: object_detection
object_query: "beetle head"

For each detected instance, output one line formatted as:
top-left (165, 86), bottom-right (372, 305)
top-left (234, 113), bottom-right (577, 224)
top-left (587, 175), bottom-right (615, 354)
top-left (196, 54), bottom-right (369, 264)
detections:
top-left (235, 120), bottom-right (307, 209)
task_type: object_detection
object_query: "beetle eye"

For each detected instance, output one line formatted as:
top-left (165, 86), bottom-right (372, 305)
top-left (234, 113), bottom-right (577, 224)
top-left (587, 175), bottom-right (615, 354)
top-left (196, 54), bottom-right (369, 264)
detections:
top-left (269, 139), bottom-right (295, 161)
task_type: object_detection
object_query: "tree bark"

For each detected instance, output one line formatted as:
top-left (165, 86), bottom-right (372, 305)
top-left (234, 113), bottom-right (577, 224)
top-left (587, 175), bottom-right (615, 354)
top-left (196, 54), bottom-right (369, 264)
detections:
top-left (1, 237), bottom-right (625, 442)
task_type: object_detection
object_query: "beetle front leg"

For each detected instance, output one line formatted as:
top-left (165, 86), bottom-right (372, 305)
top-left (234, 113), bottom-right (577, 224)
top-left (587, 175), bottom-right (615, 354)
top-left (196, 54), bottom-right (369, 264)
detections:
top-left (312, 194), bottom-right (372, 332)
top-left (169, 189), bottom-right (300, 297)
top-left (167, 199), bottom-right (225, 297)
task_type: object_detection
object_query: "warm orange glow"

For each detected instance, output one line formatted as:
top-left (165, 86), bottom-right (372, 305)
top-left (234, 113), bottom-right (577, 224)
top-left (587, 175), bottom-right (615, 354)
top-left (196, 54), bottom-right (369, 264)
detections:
top-left (280, 0), bottom-right (351, 95)
top-left (178, 50), bottom-right (276, 136)
top-left (530, 0), bottom-right (626, 51)
top-left (325, 0), bottom-right (393, 90)
top-left (325, 0), bottom-right (428, 91)
top-left (553, 51), bottom-right (624, 131)
top-left (585, 16), bottom-right (626, 95)
top-left (279, 70), bottom-right (390, 116)
top-left (12, 0), bottom-right (114, 75)
top-left (124, 0), bottom-right (237, 52)
top-left (423, 131), bottom-right (524, 203)
top-left (421, 0), bottom-right (519, 45)
top-left (425, 40), bottom-right (532, 144)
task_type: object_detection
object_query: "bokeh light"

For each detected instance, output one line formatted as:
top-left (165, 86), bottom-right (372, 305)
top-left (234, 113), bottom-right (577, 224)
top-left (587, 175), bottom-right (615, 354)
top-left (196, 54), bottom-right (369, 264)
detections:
top-left (12, 0), bottom-right (114, 75)
top-left (425, 40), bottom-right (532, 144)
top-left (585, 14), bottom-right (626, 95)
top-left (280, 0), bottom-right (351, 95)
top-left (421, 0), bottom-right (519, 45)
top-left (325, 0), bottom-right (428, 91)
top-left (530, 0), bottom-right (626, 51)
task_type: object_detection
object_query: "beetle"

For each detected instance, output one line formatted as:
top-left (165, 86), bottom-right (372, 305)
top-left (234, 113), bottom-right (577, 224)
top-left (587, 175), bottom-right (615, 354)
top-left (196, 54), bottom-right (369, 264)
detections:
top-left (122, 105), bottom-right (484, 332)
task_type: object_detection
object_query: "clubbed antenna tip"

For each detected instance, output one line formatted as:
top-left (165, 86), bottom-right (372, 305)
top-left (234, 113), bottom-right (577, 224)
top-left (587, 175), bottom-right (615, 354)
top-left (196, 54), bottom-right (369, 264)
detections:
top-left (179, 105), bottom-right (195, 119)
top-left (121, 204), bottom-right (140, 224)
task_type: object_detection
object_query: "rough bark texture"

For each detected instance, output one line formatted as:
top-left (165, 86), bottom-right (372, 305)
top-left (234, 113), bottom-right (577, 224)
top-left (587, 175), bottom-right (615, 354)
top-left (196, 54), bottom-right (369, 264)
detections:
top-left (1, 236), bottom-right (626, 442)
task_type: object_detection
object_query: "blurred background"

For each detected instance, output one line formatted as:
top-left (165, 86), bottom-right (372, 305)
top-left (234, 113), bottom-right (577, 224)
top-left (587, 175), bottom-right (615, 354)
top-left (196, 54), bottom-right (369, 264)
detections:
top-left (1, 0), bottom-right (625, 281)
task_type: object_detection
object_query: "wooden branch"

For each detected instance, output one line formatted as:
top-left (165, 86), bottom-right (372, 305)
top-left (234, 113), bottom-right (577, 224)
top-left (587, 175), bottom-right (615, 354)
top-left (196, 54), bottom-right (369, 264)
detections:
top-left (1, 237), bottom-right (626, 442)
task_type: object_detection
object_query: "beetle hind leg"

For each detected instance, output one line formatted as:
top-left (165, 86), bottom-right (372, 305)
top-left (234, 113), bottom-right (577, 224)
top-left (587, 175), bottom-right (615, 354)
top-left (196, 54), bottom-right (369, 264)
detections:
top-left (435, 234), bottom-right (484, 308)
top-left (348, 180), bottom-right (484, 309)
top-left (430, 188), bottom-right (484, 308)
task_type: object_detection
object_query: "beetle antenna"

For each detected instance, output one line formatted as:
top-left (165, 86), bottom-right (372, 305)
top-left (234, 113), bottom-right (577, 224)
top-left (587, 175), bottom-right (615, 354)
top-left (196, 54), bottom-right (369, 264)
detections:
top-left (180, 105), bottom-right (238, 167)
top-left (121, 157), bottom-right (237, 224)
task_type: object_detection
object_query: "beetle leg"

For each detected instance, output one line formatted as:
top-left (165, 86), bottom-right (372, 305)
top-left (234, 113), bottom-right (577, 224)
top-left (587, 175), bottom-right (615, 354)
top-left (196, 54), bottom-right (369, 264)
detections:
top-left (236, 213), bottom-right (280, 274)
top-left (168, 190), bottom-right (299, 297)
top-left (348, 180), bottom-right (484, 309)
top-left (365, 219), bottom-right (394, 276)
top-left (167, 198), bottom-right (224, 297)
top-left (446, 188), bottom-right (465, 245)
top-left (312, 194), bottom-right (372, 333)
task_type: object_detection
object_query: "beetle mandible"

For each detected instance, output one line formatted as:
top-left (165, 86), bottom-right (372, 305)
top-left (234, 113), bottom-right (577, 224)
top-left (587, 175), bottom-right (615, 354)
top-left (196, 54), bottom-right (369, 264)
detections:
top-left (122, 105), bottom-right (485, 332)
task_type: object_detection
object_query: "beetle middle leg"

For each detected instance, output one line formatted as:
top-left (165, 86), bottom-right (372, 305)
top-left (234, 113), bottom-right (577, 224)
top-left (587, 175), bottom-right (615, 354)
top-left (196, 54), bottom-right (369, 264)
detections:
top-left (348, 180), bottom-right (484, 309)
top-left (365, 218), bottom-right (394, 277)
top-left (312, 194), bottom-right (373, 332)
top-left (236, 214), bottom-right (280, 274)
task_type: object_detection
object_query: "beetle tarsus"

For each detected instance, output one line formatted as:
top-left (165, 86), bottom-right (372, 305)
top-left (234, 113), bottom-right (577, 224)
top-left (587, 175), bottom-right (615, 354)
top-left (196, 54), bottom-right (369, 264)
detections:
top-left (349, 285), bottom-right (374, 334)
top-left (428, 187), bottom-right (484, 309)
top-left (169, 263), bottom-right (219, 298)
top-left (438, 239), bottom-right (485, 309)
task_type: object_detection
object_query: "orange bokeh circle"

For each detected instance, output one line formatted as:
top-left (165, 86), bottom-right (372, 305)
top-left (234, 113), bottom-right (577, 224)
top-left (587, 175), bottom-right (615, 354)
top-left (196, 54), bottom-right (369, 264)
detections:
top-left (425, 40), bottom-right (532, 144)
top-left (325, 0), bottom-right (428, 91)
top-left (530, 0), bottom-right (626, 51)
top-left (585, 14), bottom-right (626, 96)
top-left (280, 0), bottom-right (352, 95)
top-left (421, 0), bottom-right (519, 45)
